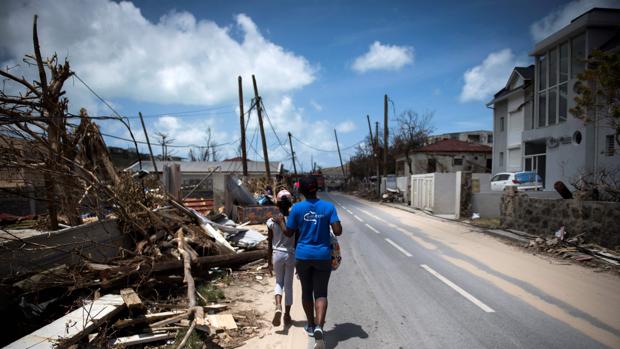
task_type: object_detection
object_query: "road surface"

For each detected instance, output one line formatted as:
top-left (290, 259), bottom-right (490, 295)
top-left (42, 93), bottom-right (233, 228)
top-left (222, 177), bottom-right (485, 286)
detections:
top-left (314, 192), bottom-right (620, 349)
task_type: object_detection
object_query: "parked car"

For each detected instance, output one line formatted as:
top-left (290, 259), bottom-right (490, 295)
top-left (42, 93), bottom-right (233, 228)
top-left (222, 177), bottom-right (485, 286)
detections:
top-left (490, 171), bottom-right (543, 191)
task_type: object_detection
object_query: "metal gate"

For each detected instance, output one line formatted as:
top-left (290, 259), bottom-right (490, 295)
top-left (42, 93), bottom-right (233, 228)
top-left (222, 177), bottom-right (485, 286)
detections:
top-left (410, 174), bottom-right (435, 211)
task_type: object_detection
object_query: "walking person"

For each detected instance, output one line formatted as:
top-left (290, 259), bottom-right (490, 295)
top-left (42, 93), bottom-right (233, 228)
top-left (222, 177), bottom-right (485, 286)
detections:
top-left (285, 176), bottom-right (342, 348)
top-left (267, 190), bottom-right (295, 327)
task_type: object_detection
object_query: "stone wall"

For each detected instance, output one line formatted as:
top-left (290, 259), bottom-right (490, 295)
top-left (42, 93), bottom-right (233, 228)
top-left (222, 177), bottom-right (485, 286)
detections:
top-left (501, 187), bottom-right (620, 248)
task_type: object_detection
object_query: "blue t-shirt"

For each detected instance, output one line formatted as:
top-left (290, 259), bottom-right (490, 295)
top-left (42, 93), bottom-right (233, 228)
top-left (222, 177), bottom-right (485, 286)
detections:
top-left (286, 198), bottom-right (340, 261)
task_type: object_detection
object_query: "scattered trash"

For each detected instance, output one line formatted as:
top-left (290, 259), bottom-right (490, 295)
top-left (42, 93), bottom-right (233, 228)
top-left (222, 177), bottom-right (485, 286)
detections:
top-left (554, 226), bottom-right (566, 240)
top-left (471, 213), bottom-right (480, 220)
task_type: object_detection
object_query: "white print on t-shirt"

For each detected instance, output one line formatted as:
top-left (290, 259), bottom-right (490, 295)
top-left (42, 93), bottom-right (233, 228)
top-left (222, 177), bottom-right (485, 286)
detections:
top-left (304, 211), bottom-right (324, 224)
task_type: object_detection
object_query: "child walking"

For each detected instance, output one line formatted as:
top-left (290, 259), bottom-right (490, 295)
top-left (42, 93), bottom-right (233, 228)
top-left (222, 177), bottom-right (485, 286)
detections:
top-left (267, 190), bottom-right (295, 327)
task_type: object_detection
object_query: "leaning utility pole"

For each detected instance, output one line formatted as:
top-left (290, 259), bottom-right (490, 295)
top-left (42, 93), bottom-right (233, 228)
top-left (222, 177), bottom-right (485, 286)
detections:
top-left (383, 94), bottom-right (388, 176)
top-left (238, 76), bottom-right (248, 177)
top-left (334, 129), bottom-right (346, 178)
top-left (288, 132), bottom-right (298, 175)
top-left (139, 112), bottom-right (158, 176)
top-left (251, 75), bottom-right (271, 178)
top-left (366, 115), bottom-right (374, 149)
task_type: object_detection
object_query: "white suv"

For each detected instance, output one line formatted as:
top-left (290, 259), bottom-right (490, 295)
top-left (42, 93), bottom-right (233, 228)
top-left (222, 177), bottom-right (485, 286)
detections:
top-left (490, 171), bottom-right (543, 191)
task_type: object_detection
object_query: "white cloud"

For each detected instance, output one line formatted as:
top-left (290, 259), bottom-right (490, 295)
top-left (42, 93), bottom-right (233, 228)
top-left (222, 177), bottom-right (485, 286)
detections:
top-left (244, 95), bottom-right (349, 169)
top-left (530, 0), bottom-right (620, 42)
top-left (352, 41), bottom-right (414, 73)
top-left (459, 49), bottom-right (527, 103)
top-left (336, 120), bottom-right (356, 134)
top-left (310, 100), bottom-right (323, 112)
top-left (0, 1), bottom-right (316, 108)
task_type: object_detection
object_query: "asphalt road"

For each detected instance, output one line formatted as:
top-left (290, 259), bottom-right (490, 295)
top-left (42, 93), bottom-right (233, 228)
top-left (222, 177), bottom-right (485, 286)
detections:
top-left (311, 192), bottom-right (616, 349)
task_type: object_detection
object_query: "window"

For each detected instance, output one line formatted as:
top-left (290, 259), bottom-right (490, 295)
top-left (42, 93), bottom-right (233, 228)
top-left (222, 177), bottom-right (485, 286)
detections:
top-left (538, 93), bottom-right (546, 127)
top-left (537, 38), bottom-right (573, 128)
top-left (488, 134), bottom-right (493, 143)
top-left (468, 134), bottom-right (481, 143)
top-left (499, 152), bottom-right (504, 167)
top-left (453, 158), bottom-right (463, 166)
top-left (571, 33), bottom-right (585, 79)
top-left (607, 135), bottom-right (616, 156)
top-left (548, 88), bottom-right (557, 125)
top-left (491, 174), bottom-right (510, 182)
top-left (500, 117), bottom-right (505, 132)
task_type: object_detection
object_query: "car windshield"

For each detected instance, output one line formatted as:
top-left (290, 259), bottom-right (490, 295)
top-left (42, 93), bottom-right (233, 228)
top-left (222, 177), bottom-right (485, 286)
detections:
top-left (515, 172), bottom-right (539, 183)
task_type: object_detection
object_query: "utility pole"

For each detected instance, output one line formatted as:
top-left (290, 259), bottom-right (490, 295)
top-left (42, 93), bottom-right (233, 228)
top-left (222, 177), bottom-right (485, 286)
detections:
top-left (238, 76), bottom-right (248, 177)
top-left (310, 154), bottom-right (314, 173)
top-left (383, 94), bottom-right (388, 177)
top-left (251, 75), bottom-right (271, 178)
top-left (334, 129), bottom-right (346, 178)
top-left (375, 121), bottom-right (380, 196)
top-left (288, 132), bottom-right (297, 175)
top-left (139, 112), bottom-right (158, 176)
top-left (366, 115), bottom-right (374, 149)
top-left (375, 121), bottom-right (379, 152)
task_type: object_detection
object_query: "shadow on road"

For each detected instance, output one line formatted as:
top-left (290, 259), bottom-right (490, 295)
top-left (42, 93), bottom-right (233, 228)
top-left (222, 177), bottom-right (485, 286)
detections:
top-left (325, 322), bottom-right (369, 348)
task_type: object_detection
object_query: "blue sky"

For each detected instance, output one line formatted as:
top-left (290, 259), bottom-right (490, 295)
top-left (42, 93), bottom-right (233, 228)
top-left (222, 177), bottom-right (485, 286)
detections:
top-left (2, 0), bottom-right (615, 170)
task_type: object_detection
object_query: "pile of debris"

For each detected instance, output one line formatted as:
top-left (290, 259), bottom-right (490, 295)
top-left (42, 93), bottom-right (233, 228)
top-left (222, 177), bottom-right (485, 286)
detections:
top-left (0, 200), bottom-right (270, 348)
top-left (0, 16), bottom-right (278, 348)
top-left (526, 229), bottom-right (620, 271)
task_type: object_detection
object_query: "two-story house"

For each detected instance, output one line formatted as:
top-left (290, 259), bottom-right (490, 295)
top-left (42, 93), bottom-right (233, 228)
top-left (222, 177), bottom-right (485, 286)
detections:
top-left (487, 66), bottom-right (535, 175)
top-left (489, 8), bottom-right (620, 188)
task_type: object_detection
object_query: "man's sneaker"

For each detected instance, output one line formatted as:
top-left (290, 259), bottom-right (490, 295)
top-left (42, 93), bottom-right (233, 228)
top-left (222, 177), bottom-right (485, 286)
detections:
top-left (304, 324), bottom-right (315, 337)
top-left (313, 325), bottom-right (324, 340)
top-left (272, 305), bottom-right (282, 326)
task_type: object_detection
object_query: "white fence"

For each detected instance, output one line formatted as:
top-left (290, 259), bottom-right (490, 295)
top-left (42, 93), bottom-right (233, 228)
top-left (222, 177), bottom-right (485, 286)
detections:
top-left (411, 174), bottom-right (435, 211)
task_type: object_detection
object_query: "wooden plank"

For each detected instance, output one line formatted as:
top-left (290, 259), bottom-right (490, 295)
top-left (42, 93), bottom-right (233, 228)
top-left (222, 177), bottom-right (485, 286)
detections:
top-left (114, 310), bottom-right (185, 329)
top-left (204, 304), bottom-right (228, 312)
top-left (108, 332), bottom-right (175, 347)
top-left (206, 314), bottom-right (237, 330)
top-left (120, 288), bottom-right (145, 314)
top-left (5, 294), bottom-right (124, 349)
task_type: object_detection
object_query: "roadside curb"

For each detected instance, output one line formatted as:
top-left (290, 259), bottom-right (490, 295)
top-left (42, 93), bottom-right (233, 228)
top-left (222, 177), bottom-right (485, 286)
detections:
top-left (380, 202), bottom-right (532, 244)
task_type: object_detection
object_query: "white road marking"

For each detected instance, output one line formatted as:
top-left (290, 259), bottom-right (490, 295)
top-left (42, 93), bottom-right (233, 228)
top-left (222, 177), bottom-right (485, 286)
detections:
top-left (420, 264), bottom-right (495, 313)
top-left (387, 223), bottom-right (397, 228)
top-left (365, 223), bottom-right (381, 234)
top-left (353, 215), bottom-right (364, 222)
top-left (385, 238), bottom-right (413, 257)
top-left (358, 208), bottom-right (387, 222)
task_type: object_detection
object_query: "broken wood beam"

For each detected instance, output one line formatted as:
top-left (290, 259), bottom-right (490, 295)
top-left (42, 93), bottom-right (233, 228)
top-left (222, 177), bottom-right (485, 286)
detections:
top-left (151, 249), bottom-right (267, 274)
top-left (108, 332), bottom-right (176, 347)
top-left (120, 288), bottom-right (146, 315)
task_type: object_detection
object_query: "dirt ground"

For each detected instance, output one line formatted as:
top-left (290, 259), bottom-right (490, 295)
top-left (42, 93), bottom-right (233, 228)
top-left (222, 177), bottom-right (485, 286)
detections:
top-left (236, 270), bottom-right (309, 348)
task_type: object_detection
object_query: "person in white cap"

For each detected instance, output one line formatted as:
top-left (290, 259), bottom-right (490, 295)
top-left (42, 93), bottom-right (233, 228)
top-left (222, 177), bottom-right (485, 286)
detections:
top-left (267, 189), bottom-right (295, 327)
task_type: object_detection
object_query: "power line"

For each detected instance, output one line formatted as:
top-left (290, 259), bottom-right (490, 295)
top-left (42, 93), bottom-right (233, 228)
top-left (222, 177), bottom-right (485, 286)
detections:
top-left (101, 132), bottom-right (239, 149)
top-left (259, 99), bottom-right (291, 156)
top-left (291, 134), bottom-right (362, 153)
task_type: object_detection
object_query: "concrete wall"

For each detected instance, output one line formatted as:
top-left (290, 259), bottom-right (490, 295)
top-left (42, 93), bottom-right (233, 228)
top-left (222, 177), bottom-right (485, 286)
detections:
top-left (500, 188), bottom-right (620, 248)
top-left (396, 176), bottom-right (410, 204)
top-left (433, 173), bottom-right (457, 216)
top-left (472, 173), bottom-right (492, 193)
top-left (472, 192), bottom-right (502, 218)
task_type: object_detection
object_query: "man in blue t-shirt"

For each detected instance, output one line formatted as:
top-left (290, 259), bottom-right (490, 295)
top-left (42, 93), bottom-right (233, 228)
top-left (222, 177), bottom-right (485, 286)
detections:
top-left (285, 176), bottom-right (342, 346)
